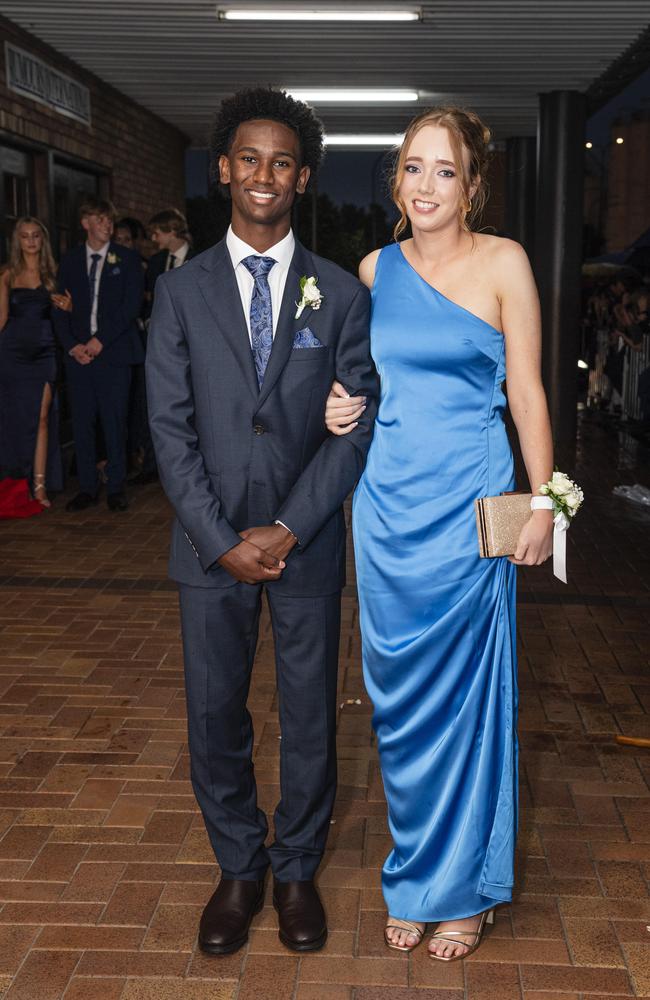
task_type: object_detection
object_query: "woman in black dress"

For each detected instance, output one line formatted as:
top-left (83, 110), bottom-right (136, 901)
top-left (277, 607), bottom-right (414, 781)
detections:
top-left (0, 216), bottom-right (70, 508)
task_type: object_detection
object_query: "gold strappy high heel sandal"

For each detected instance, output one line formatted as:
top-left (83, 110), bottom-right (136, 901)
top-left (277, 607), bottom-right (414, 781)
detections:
top-left (33, 474), bottom-right (51, 508)
top-left (428, 908), bottom-right (494, 962)
top-left (384, 917), bottom-right (425, 953)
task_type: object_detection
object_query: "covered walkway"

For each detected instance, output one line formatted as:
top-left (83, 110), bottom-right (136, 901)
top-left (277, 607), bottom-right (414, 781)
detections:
top-left (0, 413), bottom-right (648, 1000)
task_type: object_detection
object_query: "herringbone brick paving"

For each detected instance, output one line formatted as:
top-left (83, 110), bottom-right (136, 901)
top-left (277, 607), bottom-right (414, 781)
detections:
top-left (0, 412), bottom-right (648, 999)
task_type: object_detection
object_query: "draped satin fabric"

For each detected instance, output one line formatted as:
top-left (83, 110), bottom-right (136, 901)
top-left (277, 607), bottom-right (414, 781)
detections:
top-left (352, 243), bottom-right (518, 921)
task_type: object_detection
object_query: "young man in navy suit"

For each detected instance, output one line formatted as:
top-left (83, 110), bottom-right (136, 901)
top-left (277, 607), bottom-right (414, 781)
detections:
top-left (147, 89), bottom-right (378, 955)
top-left (54, 197), bottom-right (144, 511)
top-left (130, 208), bottom-right (195, 487)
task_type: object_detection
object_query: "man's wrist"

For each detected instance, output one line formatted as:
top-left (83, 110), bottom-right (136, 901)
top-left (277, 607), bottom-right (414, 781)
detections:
top-left (273, 519), bottom-right (298, 542)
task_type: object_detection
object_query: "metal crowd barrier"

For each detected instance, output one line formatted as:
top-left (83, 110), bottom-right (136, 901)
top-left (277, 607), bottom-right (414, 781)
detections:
top-left (587, 332), bottom-right (650, 421)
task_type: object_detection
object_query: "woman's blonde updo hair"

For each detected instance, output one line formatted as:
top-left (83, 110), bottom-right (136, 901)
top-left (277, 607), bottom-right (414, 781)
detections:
top-left (390, 106), bottom-right (492, 241)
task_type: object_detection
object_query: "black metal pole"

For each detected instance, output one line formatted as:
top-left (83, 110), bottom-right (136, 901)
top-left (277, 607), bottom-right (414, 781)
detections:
top-left (504, 136), bottom-right (536, 257)
top-left (534, 90), bottom-right (586, 457)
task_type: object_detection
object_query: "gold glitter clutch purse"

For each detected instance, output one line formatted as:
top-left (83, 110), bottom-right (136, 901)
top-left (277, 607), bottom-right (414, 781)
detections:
top-left (474, 492), bottom-right (533, 558)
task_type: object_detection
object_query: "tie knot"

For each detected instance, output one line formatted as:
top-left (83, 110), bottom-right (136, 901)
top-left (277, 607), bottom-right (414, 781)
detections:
top-left (91, 253), bottom-right (101, 262)
top-left (242, 255), bottom-right (275, 280)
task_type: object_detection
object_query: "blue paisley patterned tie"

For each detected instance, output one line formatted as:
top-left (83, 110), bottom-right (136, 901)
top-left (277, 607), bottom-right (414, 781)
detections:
top-left (242, 255), bottom-right (276, 388)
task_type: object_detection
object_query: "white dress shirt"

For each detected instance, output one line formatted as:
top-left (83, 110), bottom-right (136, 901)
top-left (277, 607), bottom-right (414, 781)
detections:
top-left (85, 241), bottom-right (110, 335)
top-left (226, 225), bottom-right (295, 344)
top-left (165, 241), bottom-right (190, 271)
top-left (225, 226), bottom-right (298, 541)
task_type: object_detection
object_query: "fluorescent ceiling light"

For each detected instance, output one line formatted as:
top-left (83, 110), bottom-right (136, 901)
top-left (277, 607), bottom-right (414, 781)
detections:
top-left (219, 8), bottom-right (421, 21)
top-left (325, 134), bottom-right (404, 146)
top-left (288, 89), bottom-right (418, 103)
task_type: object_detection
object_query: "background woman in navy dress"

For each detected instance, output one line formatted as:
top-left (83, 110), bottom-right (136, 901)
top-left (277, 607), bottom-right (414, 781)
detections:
top-left (0, 217), bottom-right (70, 510)
top-left (326, 108), bottom-right (554, 961)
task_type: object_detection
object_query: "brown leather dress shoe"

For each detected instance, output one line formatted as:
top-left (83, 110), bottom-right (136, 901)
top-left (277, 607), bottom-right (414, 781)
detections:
top-left (273, 879), bottom-right (327, 952)
top-left (199, 878), bottom-right (265, 955)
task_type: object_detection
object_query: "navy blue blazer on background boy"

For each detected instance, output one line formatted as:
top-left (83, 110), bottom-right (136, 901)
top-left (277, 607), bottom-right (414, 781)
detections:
top-left (146, 89), bottom-right (378, 956)
top-left (54, 197), bottom-right (144, 511)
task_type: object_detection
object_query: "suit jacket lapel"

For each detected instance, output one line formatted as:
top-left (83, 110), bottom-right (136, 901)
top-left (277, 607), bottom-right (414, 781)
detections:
top-left (75, 245), bottom-right (91, 319)
top-left (256, 241), bottom-right (314, 409)
top-left (97, 241), bottom-right (117, 303)
top-left (196, 240), bottom-right (259, 401)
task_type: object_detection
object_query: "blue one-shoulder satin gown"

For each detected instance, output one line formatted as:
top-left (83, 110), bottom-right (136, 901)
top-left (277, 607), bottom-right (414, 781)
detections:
top-left (352, 243), bottom-right (517, 922)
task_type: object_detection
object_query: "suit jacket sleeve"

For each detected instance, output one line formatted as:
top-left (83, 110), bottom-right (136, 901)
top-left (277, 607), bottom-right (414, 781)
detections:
top-left (275, 282), bottom-right (378, 547)
top-left (146, 276), bottom-right (241, 571)
top-left (52, 256), bottom-right (75, 353)
top-left (98, 249), bottom-right (144, 347)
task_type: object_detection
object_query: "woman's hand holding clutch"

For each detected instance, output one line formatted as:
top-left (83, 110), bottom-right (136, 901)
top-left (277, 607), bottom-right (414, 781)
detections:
top-left (508, 508), bottom-right (553, 566)
top-left (325, 380), bottom-right (366, 436)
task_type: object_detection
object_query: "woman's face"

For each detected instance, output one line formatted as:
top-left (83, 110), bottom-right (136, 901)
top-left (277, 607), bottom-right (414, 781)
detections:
top-left (398, 124), bottom-right (474, 235)
top-left (17, 223), bottom-right (43, 256)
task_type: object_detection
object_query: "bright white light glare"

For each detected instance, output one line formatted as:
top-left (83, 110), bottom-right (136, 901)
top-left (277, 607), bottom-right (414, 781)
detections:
top-left (577, 359), bottom-right (589, 369)
top-left (219, 8), bottom-right (420, 21)
top-left (585, 141), bottom-right (593, 149)
top-left (615, 136), bottom-right (624, 144)
top-left (287, 88), bottom-right (418, 103)
top-left (325, 133), bottom-right (404, 146)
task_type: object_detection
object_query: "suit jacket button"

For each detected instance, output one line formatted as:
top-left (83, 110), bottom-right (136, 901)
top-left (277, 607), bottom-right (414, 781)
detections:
top-left (253, 423), bottom-right (266, 435)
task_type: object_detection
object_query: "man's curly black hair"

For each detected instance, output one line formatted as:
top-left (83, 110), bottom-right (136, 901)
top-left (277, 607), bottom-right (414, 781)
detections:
top-left (209, 87), bottom-right (325, 185)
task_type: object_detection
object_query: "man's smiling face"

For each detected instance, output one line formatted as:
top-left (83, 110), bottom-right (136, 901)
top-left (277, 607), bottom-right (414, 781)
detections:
top-left (219, 118), bottom-right (310, 233)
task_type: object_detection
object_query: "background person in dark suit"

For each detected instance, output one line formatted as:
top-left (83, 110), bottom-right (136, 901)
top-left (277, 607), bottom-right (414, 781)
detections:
top-left (130, 208), bottom-right (195, 486)
top-left (144, 207), bottom-right (194, 314)
top-left (54, 196), bottom-right (144, 511)
top-left (146, 88), bottom-right (378, 957)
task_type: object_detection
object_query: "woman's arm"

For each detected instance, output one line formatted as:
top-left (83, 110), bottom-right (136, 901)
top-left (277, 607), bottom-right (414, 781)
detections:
top-left (324, 249), bottom-right (381, 435)
top-left (496, 241), bottom-right (554, 566)
top-left (0, 269), bottom-right (9, 331)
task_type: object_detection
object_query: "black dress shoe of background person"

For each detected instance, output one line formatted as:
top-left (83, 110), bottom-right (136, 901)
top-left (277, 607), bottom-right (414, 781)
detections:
top-left (65, 491), bottom-right (99, 512)
top-left (107, 491), bottom-right (129, 511)
top-left (273, 879), bottom-right (327, 952)
top-left (198, 878), bottom-right (265, 956)
top-left (128, 469), bottom-right (159, 486)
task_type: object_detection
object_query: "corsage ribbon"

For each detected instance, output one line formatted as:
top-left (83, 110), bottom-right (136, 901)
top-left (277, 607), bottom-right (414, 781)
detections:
top-left (530, 495), bottom-right (568, 584)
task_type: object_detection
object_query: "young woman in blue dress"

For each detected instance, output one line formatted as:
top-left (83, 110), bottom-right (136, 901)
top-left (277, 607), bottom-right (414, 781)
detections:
top-left (326, 107), bottom-right (554, 961)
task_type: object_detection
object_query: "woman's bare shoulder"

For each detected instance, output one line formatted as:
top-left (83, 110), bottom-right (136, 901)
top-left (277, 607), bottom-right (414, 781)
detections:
top-left (476, 233), bottom-right (530, 268)
top-left (358, 248), bottom-right (383, 289)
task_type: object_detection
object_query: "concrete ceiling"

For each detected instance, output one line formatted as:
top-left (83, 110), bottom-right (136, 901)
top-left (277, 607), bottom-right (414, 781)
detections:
top-left (2, 1), bottom-right (648, 145)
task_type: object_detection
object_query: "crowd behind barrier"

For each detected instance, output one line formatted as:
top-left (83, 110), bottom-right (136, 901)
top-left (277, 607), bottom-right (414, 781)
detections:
top-left (582, 270), bottom-right (650, 434)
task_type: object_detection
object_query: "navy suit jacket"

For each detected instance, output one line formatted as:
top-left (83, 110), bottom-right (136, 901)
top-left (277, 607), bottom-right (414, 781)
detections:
top-left (144, 247), bottom-right (196, 320)
top-left (54, 242), bottom-right (144, 366)
top-left (146, 237), bottom-right (379, 595)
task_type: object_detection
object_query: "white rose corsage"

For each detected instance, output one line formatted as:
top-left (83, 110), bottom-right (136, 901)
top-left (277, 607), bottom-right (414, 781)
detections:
top-left (295, 275), bottom-right (323, 319)
top-left (531, 471), bottom-right (584, 583)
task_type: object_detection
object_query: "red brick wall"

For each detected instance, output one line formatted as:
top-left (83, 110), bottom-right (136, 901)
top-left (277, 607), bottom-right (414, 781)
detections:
top-left (0, 14), bottom-right (187, 226)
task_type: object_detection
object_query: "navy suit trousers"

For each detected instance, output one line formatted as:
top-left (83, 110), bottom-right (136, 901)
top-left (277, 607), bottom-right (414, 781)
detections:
top-left (65, 359), bottom-right (131, 495)
top-left (178, 582), bottom-right (341, 881)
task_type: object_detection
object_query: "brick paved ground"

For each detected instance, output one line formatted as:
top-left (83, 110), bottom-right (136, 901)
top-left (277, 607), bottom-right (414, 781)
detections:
top-left (0, 412), bottom-right (649, 1000)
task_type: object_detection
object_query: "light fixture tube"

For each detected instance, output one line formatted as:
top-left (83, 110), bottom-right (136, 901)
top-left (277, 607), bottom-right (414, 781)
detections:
top-left (324, 134), bottom-right (404, 146)
top-left (219, 8), bottom-right (421, 21)
top-left (288, 89), bottom-right (418, 103)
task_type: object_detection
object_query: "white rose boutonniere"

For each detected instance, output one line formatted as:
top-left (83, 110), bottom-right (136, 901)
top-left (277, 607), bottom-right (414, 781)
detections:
top-left (295, 275), bottom-right (323, 320)
top-left (107, 252), bottom-right (121, 265)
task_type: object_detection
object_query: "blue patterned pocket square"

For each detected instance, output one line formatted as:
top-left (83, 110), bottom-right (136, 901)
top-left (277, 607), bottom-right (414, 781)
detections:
top-left (292, 327), bottom-right (324, 349)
